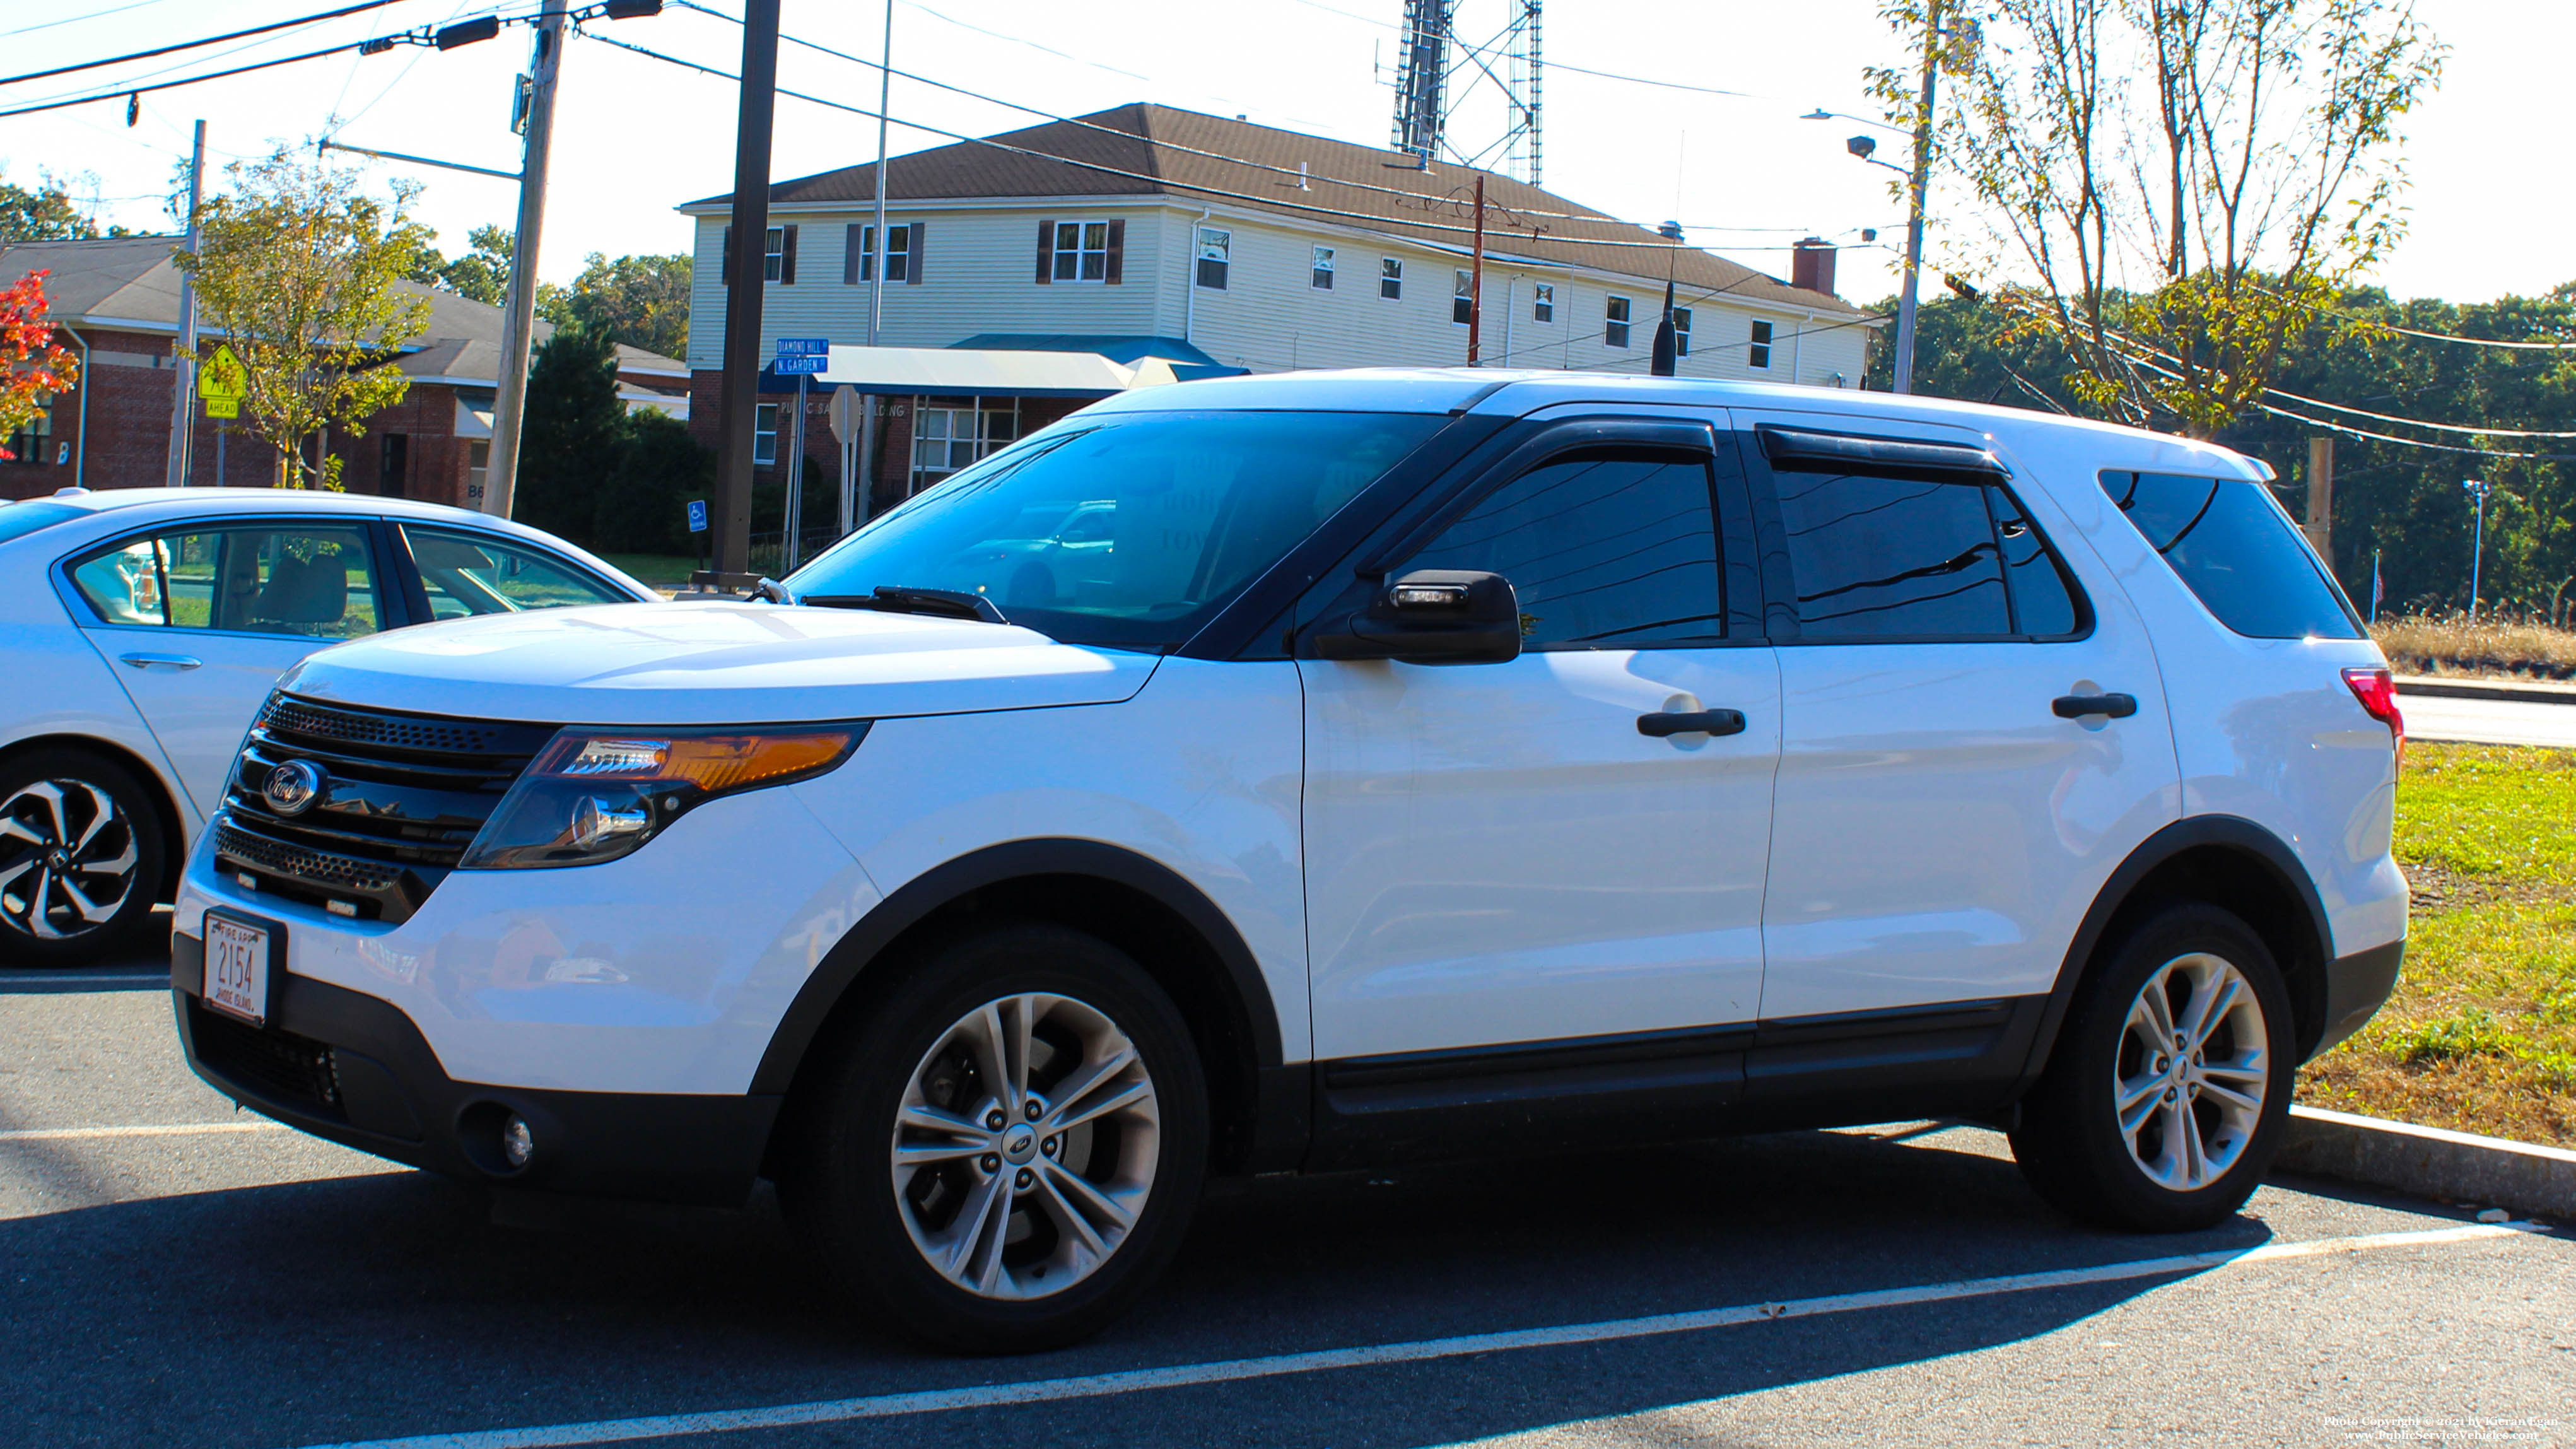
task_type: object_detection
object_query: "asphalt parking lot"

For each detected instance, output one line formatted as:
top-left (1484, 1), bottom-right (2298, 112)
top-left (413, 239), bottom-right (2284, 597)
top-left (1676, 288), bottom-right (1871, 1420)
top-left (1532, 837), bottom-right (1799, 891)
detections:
top-left (4, 918), bottom-right (2570, 1449)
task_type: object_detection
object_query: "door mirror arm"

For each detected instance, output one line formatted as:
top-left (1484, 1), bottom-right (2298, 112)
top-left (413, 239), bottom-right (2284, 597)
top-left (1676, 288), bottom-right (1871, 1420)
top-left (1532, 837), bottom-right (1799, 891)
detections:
top-left (1310, 570), bottom-right (1522, 664)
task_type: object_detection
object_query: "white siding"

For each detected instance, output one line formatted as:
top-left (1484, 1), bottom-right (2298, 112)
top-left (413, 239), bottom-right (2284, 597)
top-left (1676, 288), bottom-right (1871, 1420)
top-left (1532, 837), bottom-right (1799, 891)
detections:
top-left (684, 199), bottom-right (1873, 388)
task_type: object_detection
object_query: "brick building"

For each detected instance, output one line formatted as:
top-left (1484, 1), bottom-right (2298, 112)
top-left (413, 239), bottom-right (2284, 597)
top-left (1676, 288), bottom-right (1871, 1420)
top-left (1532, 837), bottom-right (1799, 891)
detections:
top-left (1, 235), bottom-right (687, 506)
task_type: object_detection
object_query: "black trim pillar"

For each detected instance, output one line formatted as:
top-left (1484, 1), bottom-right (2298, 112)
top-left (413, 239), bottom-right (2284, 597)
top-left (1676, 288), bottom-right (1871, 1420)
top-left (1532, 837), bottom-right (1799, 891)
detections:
top-left (710, 0), bottom-right (781, 581)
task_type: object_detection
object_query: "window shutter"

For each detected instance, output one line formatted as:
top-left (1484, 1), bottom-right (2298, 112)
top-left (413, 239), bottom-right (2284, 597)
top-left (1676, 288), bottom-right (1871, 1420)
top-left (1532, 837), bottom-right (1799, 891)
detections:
top-left (906, 223), bottom-right (925, 284)
top-left (1103, 219), bottom-right (1125, 285)
top-left (844, 223), bottom-right (864, 284)
top-left (1035, 220), bottom-right (1055, 283)
top-left (721, 225), bottom-right (732, 286)
top-left (779, 225), bottom-right (798, 285)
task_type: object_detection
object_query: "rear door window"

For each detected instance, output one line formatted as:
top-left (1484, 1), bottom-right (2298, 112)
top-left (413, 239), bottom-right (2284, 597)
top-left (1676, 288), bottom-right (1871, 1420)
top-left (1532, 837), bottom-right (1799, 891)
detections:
top-left (70, 525), bottom-right (387, 638)
top-left (2099, 471), bottom-right (2363, 640)
top-left (1770, 468), bottom-right (2082, 641)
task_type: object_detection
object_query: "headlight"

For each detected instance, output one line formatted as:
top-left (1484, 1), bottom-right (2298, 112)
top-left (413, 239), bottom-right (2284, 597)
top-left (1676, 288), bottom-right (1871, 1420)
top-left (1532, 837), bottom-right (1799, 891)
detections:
top-left (460, 725), bottom-right (864, 869)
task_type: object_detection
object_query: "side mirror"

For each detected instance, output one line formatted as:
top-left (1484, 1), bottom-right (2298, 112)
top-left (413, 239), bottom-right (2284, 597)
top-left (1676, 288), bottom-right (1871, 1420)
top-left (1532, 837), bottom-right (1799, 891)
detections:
top-left (1313, 569), bottom-right (1522, 664)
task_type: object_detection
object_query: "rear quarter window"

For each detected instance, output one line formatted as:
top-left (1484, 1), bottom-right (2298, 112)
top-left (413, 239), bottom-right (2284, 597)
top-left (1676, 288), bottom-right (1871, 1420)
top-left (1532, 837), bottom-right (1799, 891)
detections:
top-left (2099, 471), bottom-right (2363, 640)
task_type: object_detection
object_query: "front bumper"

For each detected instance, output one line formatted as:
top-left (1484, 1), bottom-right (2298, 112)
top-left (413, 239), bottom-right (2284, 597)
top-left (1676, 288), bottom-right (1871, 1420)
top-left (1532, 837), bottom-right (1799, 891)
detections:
top-left (173, 932), bottom-right (780, 1207)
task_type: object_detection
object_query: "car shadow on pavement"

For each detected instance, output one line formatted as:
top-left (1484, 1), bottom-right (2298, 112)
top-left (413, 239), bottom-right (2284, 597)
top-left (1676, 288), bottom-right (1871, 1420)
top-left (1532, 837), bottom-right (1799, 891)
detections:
top-left (0, 1125), bottom-right (2273, 1449)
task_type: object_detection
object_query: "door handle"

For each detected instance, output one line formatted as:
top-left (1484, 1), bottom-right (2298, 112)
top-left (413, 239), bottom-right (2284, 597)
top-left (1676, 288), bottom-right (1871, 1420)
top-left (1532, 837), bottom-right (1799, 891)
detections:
top-left (2052, 693), bottom-right (2137, 720)
top-left (1637, 708), bottom-right (1747, 738)
top-left (119, 652), bottom-right (202, 672)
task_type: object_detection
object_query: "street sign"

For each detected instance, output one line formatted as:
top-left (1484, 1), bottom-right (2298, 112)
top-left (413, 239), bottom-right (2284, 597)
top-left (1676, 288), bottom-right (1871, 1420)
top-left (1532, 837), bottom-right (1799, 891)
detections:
top-left (686, 498), bottom-right (708, 533)
top-left (775, 353), bottom-right (828, 375)
top-left (200, 343), bottom-right (247, 419)
top-left (775, 337), bottom-right (829, 375)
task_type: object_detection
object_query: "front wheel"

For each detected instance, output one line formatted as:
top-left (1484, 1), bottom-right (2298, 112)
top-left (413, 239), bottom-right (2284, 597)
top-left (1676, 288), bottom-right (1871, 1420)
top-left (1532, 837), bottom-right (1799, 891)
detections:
top-left (2010, 903), bottom-right (2294, 1232)
top-left (777, 924), bottom-right (1209, 1352)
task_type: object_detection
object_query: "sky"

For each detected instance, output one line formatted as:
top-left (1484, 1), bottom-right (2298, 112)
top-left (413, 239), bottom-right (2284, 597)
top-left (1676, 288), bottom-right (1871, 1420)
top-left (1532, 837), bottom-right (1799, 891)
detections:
top-left (1, 0), bottom-right (2564, 309)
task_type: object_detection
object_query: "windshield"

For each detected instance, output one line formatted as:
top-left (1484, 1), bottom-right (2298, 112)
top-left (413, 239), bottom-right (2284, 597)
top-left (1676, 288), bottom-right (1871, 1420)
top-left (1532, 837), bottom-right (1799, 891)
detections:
top-left (786, 409), bottom-right (1446, 650)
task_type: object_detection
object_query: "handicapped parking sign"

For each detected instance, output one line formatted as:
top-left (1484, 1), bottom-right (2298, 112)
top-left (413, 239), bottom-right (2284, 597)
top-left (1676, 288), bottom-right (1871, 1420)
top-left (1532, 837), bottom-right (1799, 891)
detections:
top-left (686, 499), bottom-right (708, 533)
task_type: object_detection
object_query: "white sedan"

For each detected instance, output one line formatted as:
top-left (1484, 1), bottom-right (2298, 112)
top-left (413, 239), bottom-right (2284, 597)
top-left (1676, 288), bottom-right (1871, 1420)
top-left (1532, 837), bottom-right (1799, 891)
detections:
top-left (0, 486), bottom-right (657, 967)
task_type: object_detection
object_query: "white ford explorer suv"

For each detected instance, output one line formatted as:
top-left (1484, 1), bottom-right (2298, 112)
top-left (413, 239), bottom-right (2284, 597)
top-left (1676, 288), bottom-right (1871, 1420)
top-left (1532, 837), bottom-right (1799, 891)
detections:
top-left (170, 370), bottom-right (2406, 1351)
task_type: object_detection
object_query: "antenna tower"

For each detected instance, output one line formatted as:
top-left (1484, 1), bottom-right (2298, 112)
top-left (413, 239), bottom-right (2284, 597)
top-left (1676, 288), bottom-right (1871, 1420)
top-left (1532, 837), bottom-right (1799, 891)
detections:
top-left (1386, 0), bottom-right (1542, 185)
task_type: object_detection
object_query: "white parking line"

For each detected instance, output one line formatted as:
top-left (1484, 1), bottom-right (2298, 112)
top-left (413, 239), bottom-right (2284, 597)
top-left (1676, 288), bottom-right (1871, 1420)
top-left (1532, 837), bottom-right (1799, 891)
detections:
top-left (293, 1220), bottom-right (2547, 1449)
top-left (0, 971), bottom-right (170, 987)
top-left (0, 1121), bottom-right (290, 1142)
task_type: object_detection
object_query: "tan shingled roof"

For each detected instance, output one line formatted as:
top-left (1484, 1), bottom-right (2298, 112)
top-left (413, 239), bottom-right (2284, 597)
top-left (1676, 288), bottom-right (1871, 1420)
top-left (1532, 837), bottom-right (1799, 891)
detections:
top-left (684, 103), bottom-right (1868, 319)
top-left (0, 235), bottom-right (687, 380)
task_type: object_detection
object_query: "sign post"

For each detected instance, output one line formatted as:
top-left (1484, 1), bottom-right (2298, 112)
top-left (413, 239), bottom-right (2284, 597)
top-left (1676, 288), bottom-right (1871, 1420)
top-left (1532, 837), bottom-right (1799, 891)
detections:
top-left (775, 338), bottom-right (828, 574)
top-left (687, 497), bottom-right (710, 582)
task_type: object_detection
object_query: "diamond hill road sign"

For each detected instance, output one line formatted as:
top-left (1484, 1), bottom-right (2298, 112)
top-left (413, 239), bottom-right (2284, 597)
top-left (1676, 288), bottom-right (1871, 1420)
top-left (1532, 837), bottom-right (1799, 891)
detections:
top-left (775, 337), bottom-right (829, 375)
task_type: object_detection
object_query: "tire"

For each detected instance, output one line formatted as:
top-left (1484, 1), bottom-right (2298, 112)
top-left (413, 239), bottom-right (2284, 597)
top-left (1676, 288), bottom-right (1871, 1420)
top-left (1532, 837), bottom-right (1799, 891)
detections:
top-left (776, 923), bottom-right (1210, 1352)
top-left (2010, 903), bottom-right (2295, 1233)
top-left (0, 748), bottom-right (168, 970)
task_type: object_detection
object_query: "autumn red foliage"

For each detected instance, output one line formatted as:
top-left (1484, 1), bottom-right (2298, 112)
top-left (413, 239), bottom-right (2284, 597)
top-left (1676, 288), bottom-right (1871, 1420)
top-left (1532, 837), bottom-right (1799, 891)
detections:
top-left (1, 269), bottom-right (80, 461)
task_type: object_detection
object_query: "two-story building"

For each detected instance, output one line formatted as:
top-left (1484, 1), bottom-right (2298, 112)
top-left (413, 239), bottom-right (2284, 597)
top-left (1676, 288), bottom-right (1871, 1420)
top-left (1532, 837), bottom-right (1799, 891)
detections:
top-left (681, 102), bottom-right (1875, 516)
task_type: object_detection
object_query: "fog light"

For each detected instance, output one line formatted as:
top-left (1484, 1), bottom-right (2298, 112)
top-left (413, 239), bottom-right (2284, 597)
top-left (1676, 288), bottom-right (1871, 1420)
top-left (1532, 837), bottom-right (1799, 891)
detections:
top-left (501, 1114), bottom-right (534, 1168)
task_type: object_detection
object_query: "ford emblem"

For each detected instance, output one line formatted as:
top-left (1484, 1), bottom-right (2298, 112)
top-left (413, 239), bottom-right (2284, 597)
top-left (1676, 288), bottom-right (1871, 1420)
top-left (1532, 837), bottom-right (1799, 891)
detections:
top-left (261, 759), bottom-right (326, 817)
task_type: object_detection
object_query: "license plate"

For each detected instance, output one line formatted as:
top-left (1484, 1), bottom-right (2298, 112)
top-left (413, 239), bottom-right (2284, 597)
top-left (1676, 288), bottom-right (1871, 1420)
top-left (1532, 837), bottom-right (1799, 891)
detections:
top-left (203, 913), bottom-right (277, 1026)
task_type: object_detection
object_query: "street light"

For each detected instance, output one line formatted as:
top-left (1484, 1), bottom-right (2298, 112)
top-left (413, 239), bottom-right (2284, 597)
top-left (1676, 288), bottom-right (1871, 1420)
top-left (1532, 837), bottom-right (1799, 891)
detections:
top-left (2462, 478), bottom-right (2493, 622)
top-left (1806, 74), bottom-right (1936, 396)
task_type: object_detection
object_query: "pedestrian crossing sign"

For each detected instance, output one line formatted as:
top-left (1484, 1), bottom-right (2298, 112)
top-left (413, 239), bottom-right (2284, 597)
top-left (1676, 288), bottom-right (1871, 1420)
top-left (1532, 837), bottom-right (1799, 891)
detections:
top-left (200, 344), bottom-right (247, 419)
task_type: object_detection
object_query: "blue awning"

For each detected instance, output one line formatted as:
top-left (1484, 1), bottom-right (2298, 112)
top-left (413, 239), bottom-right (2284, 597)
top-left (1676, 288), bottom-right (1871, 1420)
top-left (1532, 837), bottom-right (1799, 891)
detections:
top-left (947, 333), bottom-right (1246, 381)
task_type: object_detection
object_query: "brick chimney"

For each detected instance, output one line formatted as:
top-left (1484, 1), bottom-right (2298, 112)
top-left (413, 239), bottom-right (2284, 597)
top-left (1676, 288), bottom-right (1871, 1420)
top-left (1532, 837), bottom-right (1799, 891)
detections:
top-left (1790, 237), bottom-right (1837, 297)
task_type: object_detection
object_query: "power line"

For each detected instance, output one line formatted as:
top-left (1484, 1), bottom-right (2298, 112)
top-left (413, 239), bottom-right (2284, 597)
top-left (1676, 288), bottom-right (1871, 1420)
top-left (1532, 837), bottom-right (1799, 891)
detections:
top-left (0, 40), bottom-right (370, 119)
top-left (1282, 0), bottom-right (1770, 101)
top-left (0, 0), bottom-right (412, 89)
top-left (0, 0), bottom-right (179, 42)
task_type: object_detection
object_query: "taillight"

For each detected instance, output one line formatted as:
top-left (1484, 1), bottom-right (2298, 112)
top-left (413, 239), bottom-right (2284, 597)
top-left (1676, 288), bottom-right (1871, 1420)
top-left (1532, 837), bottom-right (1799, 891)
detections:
top-left (2343, 666), bottom-right (2404, 763)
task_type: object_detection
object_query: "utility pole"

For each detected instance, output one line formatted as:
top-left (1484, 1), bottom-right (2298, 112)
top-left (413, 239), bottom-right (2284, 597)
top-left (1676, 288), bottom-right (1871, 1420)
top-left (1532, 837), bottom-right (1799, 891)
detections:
top-left (855, 0), bottom-right (891, 530)
top-left (1466, 175), bottom-right (1485, 365)
top-left (163, 119), bottom-right (204, 488)
top-left (1893, 0), bottom-right (1942, 395)
top-left (483, 0), bottom-right (568, 518)
top-left (2305, 436), bottom-right (2335, 562)
top-left (709, 0), bottom-right (782, 581)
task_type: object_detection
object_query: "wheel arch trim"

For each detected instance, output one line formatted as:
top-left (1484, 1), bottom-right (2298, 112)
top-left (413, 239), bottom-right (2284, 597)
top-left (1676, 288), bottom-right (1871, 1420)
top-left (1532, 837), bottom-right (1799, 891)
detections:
top-left (2013, 814), bottom-right (2334, 1094)
top-left (749, 838), bottom-right (1287, 1098)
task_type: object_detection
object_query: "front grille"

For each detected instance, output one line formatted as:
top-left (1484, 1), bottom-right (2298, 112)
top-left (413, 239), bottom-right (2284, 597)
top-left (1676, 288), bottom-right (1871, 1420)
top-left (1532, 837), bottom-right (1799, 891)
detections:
top-left (213, 694), bottom-right (557, 923)
top-left (189, 1000), bottom-right (344, 1119)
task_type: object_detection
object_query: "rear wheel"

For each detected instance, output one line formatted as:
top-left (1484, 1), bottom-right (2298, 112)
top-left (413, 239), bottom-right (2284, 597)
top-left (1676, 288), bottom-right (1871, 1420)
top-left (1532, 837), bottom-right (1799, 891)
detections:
top-left (2010, 903), bottom-right (2293, 1232)
top-left (0, 749), bottom-right (167, 968)
top-left (778, 924), bottom-right (1208, 1352)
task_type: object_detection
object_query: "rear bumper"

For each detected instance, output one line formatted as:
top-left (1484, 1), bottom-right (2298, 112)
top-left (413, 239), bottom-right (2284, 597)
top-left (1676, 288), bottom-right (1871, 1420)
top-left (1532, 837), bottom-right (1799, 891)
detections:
top-left (2311, 938), bottom-right (2405, 1062)
top-left (173, 932), bottom-right (780, 1207)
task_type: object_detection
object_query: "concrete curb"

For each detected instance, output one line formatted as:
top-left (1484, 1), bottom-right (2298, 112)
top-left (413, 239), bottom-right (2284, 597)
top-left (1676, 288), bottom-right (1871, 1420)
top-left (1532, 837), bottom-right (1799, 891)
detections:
top-left (2396, 674), bottom-right (2576, 707)
top-left (2276, 1105), bottom-right (2575, 1220)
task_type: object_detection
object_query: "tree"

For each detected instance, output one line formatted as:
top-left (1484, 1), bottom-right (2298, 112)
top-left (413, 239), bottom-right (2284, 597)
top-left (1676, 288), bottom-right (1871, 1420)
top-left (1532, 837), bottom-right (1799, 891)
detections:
top-left (1, 269), bottom-right (79, 459)
top-left (412, 223), bottom-right (515, 305)
top-left (179, 150), bottom-right (435, 489)
top-left (592, 409), bottom-right (713, 553)
top-left (0, 172), bottom-right (96, 242)
top-left (561, 251), bottom-right (690, 360)
top-left (514, 323), bottom-right (629, 543)
top-left (1885, 0), bottom-right (2443, 435)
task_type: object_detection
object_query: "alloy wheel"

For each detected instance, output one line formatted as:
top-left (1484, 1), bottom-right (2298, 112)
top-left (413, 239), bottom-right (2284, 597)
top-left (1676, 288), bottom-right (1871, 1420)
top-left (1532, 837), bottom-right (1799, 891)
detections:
top-left (889, 992), bottom-right (1161, 1301)
top-left (2114, 951), bottom-right (2270, 1192)
top-left (0, 780), bottom-right (139, 943)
